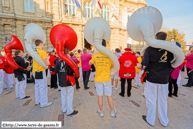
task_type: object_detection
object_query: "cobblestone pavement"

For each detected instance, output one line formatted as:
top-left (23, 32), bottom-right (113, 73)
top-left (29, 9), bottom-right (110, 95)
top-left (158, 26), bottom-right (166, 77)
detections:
top-left (0, 71), bottom-right (193, 129)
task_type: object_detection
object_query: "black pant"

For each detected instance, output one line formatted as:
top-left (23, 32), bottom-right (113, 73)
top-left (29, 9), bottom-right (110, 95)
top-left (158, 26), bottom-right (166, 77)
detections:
top-left (75, 77), bottom-right (80, 89)
top-left (120, 78), bottom-right (132, 96)
top-left (51, 74), bottom-right (58, 88)
top-left (83, 70), bottom-right (91, 88)
top-left (169, 78), bottom-right (178, 95)
top-left (187, 68), bottom-right (193, 86)
top-left (46, 69), bottom-right (48, 77)
top-left (26, 71), bottom-right (30, 79)
top-left (182, 66), bottom-right (185, 72)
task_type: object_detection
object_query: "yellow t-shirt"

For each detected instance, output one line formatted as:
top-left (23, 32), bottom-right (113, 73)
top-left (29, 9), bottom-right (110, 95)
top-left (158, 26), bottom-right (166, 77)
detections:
top-left (90, 53), bottom-right (113, 82)
top-left (32, 48), bottom-right (48, 73)
top-left (77, 54), bottom-right (81, 66)
top-left (135, 56), bottom-right (142, 73)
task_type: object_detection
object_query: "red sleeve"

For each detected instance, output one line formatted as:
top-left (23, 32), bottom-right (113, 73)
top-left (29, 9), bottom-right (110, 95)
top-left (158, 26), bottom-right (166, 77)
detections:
top-left (118, 56), bottom-right (121, 64)
top-left (134, 57), bottom-right (138, 66)
top-left (4, 57), bottom-right (8, 66)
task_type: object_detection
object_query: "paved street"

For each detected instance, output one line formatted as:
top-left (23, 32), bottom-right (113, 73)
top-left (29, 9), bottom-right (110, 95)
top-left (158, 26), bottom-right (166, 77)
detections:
top-left (0, 71), bottom-right (193, 129)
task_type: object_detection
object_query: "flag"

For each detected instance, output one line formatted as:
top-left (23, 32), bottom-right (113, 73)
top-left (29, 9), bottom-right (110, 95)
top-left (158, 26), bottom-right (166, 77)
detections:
top-left (92, 0), bottom-right (97, 6)
top-left (72, 0), bottom-right (80, 9)
top-left (98, 1), bottom-right (102, 9)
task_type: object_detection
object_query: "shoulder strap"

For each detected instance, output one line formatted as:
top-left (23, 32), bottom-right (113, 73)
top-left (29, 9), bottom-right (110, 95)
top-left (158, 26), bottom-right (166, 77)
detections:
top-left (145, 50), bottom-right (165, 73)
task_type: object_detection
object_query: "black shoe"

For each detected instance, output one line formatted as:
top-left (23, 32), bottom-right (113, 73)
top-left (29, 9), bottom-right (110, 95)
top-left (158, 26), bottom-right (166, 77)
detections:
top-left (119, 93), bottom-right (124, 97)
top-left (172, 93), bottom-right (178, 97)
top-left (184, 77), bottom-right (188, 79)
top-left (85, 87), bottom-right (90, 90)
top-left (142, 115), bottom-right (153, 126)
top-left (23, 96), bottom-right (30, 99)
top-left (58, 90), bottom-right (61, 91)
top-left (76, 87), bottom-right (80, 90)
top-left (54, 87), bottom-right (57, 89)
top-left (182, 85), bottom-right (191, 87)
top-left (48, 85), bottom-right (51, 87)
top-left (168, 93), bottom-right (172, 97)
top-left (67, 110), bottom-right (78, 116)
top-left (127, 94), bottom-right (131, 97)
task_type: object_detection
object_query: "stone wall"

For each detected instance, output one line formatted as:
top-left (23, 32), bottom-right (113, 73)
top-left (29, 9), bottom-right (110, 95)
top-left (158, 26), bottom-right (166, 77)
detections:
top-left (0, 0), bottom-right (147, 53)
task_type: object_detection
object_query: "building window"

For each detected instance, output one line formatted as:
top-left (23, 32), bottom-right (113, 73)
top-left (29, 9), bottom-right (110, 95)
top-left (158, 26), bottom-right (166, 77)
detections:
top-left (24, 0), bottom-right (34, 12)
top-left (84, 2), bottom-right (94, 18)
top-left (101, 5), bottom-right (109, 21)
top-left (46, 0), bottom-right (51, 12)
top-left (65, 0), bottom-right (76, 16)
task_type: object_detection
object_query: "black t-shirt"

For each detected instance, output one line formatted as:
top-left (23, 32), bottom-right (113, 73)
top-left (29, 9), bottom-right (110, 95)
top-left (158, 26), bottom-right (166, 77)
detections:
top-left (141, 47), bottom-right (174, 84)
top-left (14, 56), bottom-right (29, 76)
top-left (91, 64), bottom-right (95, 72)
top-left (55, 59), bottom-right (75, 87)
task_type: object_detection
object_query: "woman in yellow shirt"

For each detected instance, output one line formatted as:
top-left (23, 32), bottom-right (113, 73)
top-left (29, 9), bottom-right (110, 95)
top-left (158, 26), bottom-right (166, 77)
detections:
top-left (134, 52), bottom-right (142, 87)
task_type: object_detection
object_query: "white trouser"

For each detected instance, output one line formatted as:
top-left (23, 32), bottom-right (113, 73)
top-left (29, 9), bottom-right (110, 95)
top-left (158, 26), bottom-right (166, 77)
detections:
top-left (57, 74), bottom-right (61, 90)
top-left (15, 74), bottom-right (27, 99)
top-left (134, 72), bottom-right (140, 86)
top-left (61, 86), bottom-right (74, 115)
top-left (0, 69), bottom-right (4, 94)
top-left (146, 81), bottom-right (169, 126)
top-left (4, 72), bottom-right (14, 89)
top-left (90, 72), bottom-right (95, 81)
top-left (78, 66), bottom-right (83, 81)
top-left (48, 69), bottom-right (51, 78)
top-left (143, 83), bottom-right (146, 97)
top-left (140, 69), bottom-right (144, 77)
top-left (34, 71), bottom-right (48, 107)
top-left (177, 71), bottom-right (181, 86)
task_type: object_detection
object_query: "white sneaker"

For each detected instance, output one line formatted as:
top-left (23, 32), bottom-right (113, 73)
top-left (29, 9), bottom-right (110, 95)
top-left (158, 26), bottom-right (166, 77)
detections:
top-left (35, 102), bottom-right (40, 106)
top-left (111, 109), bottom-right (117, 117)
top-left (125, 84), bottom-right (127, 87)
top-left (97, 110), bottom-right (104, 117)
top-left (115, 87), bottom-right (118, 91)
top-left (41, 102), bottom-right (52, 108)
top-left (111, 85), bottom-right (113, 88)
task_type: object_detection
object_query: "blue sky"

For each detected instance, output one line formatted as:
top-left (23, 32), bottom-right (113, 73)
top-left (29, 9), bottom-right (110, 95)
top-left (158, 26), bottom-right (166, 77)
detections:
top-left (146, 0), bottom-right (193, 43)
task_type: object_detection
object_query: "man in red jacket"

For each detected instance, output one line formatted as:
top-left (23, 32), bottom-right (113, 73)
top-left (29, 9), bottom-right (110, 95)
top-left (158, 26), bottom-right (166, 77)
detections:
top-left (119, 48), bottom-right (138, 97)
top-left (0, 54), bottom-right (6, 94)
top-left (3, 56), bottom-right (14, 90)
top-left (49, 48), bottom-right (58, 89)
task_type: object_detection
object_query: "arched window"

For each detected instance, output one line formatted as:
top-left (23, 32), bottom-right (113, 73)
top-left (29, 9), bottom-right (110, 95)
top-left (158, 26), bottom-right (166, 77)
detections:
top-left (101, 5), bottom-right (109, 21)
top-left (64, 0), bottom-right (76, 16)
top-left (84, 2), bottom-right (94, 18)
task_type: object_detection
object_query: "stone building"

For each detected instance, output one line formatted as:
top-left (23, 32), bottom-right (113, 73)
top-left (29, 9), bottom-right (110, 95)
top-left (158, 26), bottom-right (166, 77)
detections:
top-left (0, 0), bottom-right (147, 53)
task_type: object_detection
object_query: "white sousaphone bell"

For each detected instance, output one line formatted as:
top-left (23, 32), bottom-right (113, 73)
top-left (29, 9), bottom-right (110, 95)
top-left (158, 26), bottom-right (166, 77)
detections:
top-left (84, 17), bottom-right (120, 76)
top-left (24, 23), bottom-right (48, 69)
top-left (127, 6), bottom-right (185, 68)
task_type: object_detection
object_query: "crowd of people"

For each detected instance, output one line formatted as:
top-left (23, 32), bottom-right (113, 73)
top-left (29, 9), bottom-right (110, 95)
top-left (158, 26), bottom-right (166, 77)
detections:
top-left (0, 31), bottom-right (191, 127)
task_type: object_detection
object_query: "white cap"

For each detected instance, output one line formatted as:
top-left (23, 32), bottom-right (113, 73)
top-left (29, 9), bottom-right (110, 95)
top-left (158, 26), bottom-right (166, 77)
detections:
top-left (48, 48), bottom-right (54, 52)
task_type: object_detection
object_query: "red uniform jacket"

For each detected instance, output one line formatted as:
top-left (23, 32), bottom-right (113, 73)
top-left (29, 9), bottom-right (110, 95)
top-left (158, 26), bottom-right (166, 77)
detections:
top-left (0, 56), bottom-right (6, 69)
top-left (3, 57), bottom-right (14, 74)
top-left (49, 55), bottom-right (57, 75)
top-left (118, 52), bottom-right (138, 79)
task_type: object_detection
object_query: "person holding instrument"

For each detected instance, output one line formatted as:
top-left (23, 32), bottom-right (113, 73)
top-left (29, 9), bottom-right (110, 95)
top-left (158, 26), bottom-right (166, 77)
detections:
top-left (32, 40), bottom-right (52, 108)
top-left (14, 50), bottom-right (30, 99)
top-left (49, 48), bottom-right (58, 89)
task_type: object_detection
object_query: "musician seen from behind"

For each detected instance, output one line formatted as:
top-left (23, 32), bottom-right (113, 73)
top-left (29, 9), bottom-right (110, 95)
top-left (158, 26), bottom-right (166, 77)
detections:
top-left (55, 47), bottom-right (78, 116)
